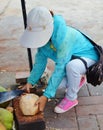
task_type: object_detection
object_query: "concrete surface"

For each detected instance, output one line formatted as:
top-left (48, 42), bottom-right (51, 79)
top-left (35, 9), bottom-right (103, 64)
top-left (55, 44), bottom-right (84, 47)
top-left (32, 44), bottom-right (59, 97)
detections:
top-left (0, 0), bottom-right (103, 72)
top-left (0, 0), bottom-right (103, 130)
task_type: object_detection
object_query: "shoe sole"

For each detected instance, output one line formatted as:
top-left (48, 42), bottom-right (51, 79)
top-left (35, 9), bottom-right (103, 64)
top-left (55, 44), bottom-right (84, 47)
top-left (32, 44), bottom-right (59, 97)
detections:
top-left (54, 102), bottom-right (78, 114)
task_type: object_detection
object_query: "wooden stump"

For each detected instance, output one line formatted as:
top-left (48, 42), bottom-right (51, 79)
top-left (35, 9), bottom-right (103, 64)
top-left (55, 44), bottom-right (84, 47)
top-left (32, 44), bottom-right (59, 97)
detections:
top-left (13, 97), bottom-right (45, 130)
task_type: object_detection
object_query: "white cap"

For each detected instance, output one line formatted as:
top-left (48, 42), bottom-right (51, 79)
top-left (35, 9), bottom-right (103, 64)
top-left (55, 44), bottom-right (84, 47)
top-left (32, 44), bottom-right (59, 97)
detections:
top-left (20, 6), bottom-right (53, 48)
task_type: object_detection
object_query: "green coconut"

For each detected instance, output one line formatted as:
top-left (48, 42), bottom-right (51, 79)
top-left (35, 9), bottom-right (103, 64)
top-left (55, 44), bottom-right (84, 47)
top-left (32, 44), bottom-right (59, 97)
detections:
top-left (0, 85), bottom-right (7, 92)
top-left (0, 86), bottom-right (10, 108)
top-left (0, 108), bottom-right (13, 130)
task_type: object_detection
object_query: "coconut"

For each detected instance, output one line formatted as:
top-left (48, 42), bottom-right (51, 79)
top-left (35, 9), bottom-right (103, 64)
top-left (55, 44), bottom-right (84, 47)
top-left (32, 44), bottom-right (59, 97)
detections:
top-left (19, 93), bottom-right (39, 116)
top-left (0, 108), bottom-right (13, 130)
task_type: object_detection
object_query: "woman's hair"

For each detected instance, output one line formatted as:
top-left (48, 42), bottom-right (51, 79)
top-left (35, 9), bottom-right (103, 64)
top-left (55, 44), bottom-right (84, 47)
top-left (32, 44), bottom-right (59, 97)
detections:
top-left (49, 10), bottom-right (54, 42)
top-left (49, 10), bottom-right (54, 17)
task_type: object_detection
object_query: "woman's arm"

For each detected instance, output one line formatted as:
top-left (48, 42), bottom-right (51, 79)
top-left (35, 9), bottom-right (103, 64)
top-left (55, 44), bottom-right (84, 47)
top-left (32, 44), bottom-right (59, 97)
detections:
top-left (27, 48), bottom-right (48, 85)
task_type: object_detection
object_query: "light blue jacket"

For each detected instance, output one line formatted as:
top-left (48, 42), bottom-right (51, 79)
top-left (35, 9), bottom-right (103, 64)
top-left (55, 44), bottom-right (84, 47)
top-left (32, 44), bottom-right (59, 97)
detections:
top-left (27, 15), bottom-right (99, 98)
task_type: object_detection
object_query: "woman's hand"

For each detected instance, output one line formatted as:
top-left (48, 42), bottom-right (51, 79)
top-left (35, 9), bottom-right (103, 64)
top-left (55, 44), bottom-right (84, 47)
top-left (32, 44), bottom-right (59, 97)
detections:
top-left (35, 95), bottom-right (48, 112)
top-left (21, 83), bottom-right (32, 93)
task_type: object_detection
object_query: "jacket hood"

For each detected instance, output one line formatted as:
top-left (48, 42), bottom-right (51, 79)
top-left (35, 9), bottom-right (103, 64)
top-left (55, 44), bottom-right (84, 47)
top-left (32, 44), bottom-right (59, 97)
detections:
top-left (51, 15), bottom-right (67, 49)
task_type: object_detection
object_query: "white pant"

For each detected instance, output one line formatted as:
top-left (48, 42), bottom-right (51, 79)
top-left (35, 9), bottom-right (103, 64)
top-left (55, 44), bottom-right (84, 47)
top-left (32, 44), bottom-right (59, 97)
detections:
top-left (58, 57), bottom-right (96, 100)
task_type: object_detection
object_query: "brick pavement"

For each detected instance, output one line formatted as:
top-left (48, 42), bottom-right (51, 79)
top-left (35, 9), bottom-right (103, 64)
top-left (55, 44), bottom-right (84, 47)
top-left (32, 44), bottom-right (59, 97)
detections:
top-left (44, 88), bottom-right (103, 130)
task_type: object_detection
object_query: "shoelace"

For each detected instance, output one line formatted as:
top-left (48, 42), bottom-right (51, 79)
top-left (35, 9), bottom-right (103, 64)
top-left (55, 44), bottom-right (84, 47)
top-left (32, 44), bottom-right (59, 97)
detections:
top-left (58, 98), bottom-right (68, 108)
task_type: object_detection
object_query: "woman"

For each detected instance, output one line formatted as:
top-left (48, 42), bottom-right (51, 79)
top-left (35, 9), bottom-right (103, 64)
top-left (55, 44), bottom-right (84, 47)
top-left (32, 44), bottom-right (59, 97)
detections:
top-left (20, 6), bottom-right (99, 113)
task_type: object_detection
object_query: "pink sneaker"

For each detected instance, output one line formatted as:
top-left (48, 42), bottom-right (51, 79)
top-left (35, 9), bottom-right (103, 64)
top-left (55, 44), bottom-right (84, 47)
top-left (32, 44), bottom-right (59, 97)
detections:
top-left (54, 97), bottom-right (78, 113)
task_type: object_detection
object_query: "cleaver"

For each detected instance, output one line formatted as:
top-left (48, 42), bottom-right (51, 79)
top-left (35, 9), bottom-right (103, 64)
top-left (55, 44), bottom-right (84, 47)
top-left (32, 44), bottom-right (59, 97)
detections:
top-left (0, 89), bottom-right (25, 104)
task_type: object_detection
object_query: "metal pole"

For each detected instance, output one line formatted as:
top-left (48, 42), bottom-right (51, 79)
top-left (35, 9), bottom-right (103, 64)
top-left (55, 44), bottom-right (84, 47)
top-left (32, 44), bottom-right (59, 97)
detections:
top-left (21, 0), bottom-right (33, 71)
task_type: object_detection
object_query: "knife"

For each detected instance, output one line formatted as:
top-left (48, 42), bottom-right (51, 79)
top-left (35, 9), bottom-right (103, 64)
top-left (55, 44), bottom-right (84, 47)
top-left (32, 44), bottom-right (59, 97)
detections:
top-left (0, 89), bottom-right (25, 104)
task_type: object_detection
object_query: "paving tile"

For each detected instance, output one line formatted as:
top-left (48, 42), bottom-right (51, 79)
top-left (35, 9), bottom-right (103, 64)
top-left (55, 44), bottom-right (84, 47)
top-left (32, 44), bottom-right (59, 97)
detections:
top-left (87, 83), bottom-right (103, 96)
top-left (63, 129), bottom-right (78, 130)
top-left (78, 84), bottom-right (89, 97)
top-left (76, 104), bottom-right (103, 117)
top-left (44, 99), bottom-right (76, 118)
top-left (46, 127), bottom-right (78, 130)
top-left (97, 115), bottom-right (103, 130)
top-left (44, 100), bottom-right (57, 118)
top-left (57, 107), bottom-right (76, 118)
top-left (77, 115), bottom-right (99, 130)
top-left (45, 116), bottom-right (78, 130)
top-left (0, 71), bottom-right (16, 89)
top-left (78, 96), bottom-right (103, 105)
top-left (45, 100), bottom-right (78, 130)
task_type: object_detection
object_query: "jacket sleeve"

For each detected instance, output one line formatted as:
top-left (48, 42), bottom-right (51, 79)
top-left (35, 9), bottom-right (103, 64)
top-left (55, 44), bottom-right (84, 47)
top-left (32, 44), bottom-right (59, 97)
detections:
top-left (43, 58), bottom-right (66, 98)
top-left (27, 49), bottom-right (47, 85)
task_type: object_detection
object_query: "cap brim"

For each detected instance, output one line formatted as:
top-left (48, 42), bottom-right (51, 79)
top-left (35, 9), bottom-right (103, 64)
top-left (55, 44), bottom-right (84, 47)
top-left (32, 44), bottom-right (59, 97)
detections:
top-left (20, 24), bottom-right (53, 48)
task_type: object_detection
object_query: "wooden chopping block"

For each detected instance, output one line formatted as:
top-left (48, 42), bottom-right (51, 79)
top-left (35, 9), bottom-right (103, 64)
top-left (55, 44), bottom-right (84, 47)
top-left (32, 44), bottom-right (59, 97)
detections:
top-left (13, 97), bottom-right (45, 130)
